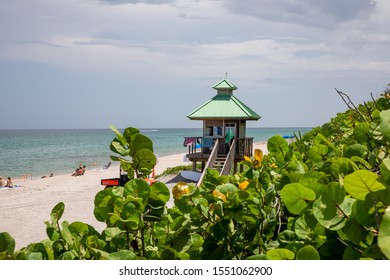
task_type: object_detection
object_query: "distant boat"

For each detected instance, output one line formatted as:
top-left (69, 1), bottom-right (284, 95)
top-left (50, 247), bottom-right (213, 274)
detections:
top-left (283, 135), bottom-right (295, 139)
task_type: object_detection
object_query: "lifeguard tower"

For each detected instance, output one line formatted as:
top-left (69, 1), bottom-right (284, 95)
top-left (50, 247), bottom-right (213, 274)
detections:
top-left (184, 77), bottom-right (261, 185)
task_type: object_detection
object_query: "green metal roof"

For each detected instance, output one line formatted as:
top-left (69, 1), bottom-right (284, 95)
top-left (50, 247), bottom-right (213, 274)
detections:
top-left (187, 80), bottom-right (261, 120)
top-left (212, 79), bottom-right (238, 90)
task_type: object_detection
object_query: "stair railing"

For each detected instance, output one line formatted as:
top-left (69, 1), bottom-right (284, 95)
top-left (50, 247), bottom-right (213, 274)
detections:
top-left (197, 138), bottom-right (220, 186)
top-left (220, 138), bottom-right (236, 176)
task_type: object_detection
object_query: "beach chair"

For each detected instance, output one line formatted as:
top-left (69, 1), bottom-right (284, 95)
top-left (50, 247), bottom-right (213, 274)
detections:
top-left (103, 162), bottom-right (111, 170)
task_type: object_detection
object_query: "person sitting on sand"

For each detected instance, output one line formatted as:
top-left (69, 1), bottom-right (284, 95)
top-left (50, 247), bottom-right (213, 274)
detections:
top-left (0, 177), bottom-right (5, 188)
top-left (72, 164), bottom-right (86, 176)
top-left (78, 166), bottom-right (86, 176)
top-left (41, 173), bottom-right (54, 179)
top-left (6, 177), bottom-right (13, 188)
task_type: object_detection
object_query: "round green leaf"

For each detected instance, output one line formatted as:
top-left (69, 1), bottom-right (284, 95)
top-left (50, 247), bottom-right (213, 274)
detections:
top-left (266, 248), bottom-right (295, 260)
top-left (123, 127), bottom-right (140, 144)
top-left (344, 170), bottom-right (385, 200)
top-left (365, 189), bottom-right (390, 211)
top-left (362, 244), bottom-right (386, 259)
top-left (0, 232), bottom-right (15, 259)
top-left (380, 109), bottom-right (390, 142)
top-left (353, 200), bottom-right (377, 228)
top-left (102, 227), bottom-right (124, 241)
top-left (280, 183), bottom-right (316, 215)
top-left (149, 181), bottom-right (170, 204)
top-left (380, 158), bottom-right (390, 185)
top-left (133, 149), bottom-right (157, 172)
top-left (58, 251), bottom-right (77, 260)
top-left (68, 221), bottom-right (89, 237)
top-left (353, 123), bottom-right (370, 143)
top-left (330, 157), bottom-right (354, 178)
top-left (108, 250), bottom-right (137, 260)
top-left (46, 225), bottom-right (61, 241)
top-left (296, 245), bottom-right (320, 260)
top-left (378, 206), bottom-right (390, 259)
top-left (242, 214), bottom-right (259, 229)
top-left (267, 135), bottom-right (289, 155)
top-left (246, 254), bottom-right (268, 260)
top-left (121, 203), bottom-right (140, 225)
top-left (94, 188), bottom-right (119, 222)
top-left (343, 218), bottom-right (365, 246)
top-left (313, 197), bottom-right (354, 230)
top-left (308, 144), bottom-right (328, 164)
top-left (124, 178), bottom-right (151, 201)
top-left (216, 183), bottom-right (238, 196)
top-left (293, 214), bottom-right (324, 240)
top-left (324, 182), bottom-right (345, 204)
top-left (293, 216), bottom-right (311, 239)
top-left (299, 171), bottom-right (326, 198)
top-left (129, 134), bottom-right (154, 156)
top-left (344, 144), bottom-right (368, 159)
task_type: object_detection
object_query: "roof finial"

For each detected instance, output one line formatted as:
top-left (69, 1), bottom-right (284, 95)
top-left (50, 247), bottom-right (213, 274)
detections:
top-left (225, 72), bottom-right (228, 79)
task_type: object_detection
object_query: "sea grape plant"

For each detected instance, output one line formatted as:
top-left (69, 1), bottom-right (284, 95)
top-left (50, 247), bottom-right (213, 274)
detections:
top-left (109, 125), bottom-right (156, 179)
top-left (2, 91), bottom-right (390, 260)
top-left (0, 127), bottom-right (167, 260)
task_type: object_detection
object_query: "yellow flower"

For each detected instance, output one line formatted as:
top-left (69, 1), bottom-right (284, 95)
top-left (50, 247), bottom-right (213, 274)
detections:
top-left (271, 163), bottom-right (278, 168)
top-left (212, 189), bottom-right (227, 202)
top-left (239, 180), bottom-right (250, 190)
top-left (254, 149), bottom-right (263, 168)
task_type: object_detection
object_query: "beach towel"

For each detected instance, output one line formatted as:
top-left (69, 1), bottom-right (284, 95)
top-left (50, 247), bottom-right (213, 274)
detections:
top-left (183, 137), bottom-right (196, 147)
top-left (225, 128), bottom-right (234, 144)
top-left (202, 137), bottom-right (214, 147)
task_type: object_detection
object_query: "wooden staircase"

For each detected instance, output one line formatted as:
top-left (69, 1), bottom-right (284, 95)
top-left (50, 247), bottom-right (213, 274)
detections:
top-left (197, 138), bottom-right (236, 186)
top-left (213, 156), bottom-right (227, 172)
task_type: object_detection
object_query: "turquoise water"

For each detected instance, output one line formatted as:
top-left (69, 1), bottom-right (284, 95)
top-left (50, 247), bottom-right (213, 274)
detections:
top-left (0, 127), bottom-right (312, 179)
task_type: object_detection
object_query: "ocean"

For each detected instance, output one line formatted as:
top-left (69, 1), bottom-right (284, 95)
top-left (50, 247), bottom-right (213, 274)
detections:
top-left (0, 127), bottom-right (312, 179)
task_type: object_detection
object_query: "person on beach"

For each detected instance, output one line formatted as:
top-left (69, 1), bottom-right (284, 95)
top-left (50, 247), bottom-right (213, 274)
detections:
top-left (72, 164), bottom-right (86, 176)
top-left (41, 173), bottom-right (54, 179)
top-left (5, 177), bottom-right (13, 188)
top-left (79, 166), bottom-right (86, 175)
top-left (0, 177), bottom-right (5, 188)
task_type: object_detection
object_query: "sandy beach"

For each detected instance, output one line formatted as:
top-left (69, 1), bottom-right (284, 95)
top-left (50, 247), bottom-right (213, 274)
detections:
top-left (0, 142), bottom-right (268, 250)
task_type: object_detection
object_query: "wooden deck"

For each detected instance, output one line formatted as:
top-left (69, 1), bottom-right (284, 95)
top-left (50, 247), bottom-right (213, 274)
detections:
top-left (184, 136), bottom-right (254, 172)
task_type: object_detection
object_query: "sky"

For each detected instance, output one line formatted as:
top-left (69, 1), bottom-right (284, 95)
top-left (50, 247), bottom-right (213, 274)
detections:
top-left (0, 0), bottom-right (389, 129)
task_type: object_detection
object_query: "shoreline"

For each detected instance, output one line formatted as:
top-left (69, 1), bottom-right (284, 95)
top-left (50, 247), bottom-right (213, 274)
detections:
top-left (0, 142), bottom-right (268, 250)
top-left (1, 126), bottom-right (308, 181)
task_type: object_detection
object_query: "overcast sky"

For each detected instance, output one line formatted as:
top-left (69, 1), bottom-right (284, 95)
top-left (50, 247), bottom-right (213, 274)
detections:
top-left (0, 0), bottom-right (389, 129)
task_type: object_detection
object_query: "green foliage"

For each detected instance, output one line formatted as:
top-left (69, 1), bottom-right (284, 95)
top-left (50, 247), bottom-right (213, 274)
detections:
top-left (155, 164), bottom-right (193, 178)
top-left (3, 94), bottom-right (390, 260)
top-left (0, 232), bottom-right (15, 260)
top-left (109, 125), bottom-right (156, 178)
top-left (378, 207), bottom-right (390, 258)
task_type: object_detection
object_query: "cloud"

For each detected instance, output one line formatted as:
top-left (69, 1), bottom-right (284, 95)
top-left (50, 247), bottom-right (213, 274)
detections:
top-left (223, 0), bottom-right (377, 28)
top-left (0, 0), bottom-right (389, 129)
top-left (99, 0), bottom-right (173, 5)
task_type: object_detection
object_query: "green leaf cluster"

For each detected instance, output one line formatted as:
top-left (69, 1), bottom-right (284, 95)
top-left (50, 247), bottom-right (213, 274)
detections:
top-left (1, 176), bottom-right (172, 259)
top-left (3, 93), bottom-right (390, 260)
top-left (109, 126), bottom-right (156, 179)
